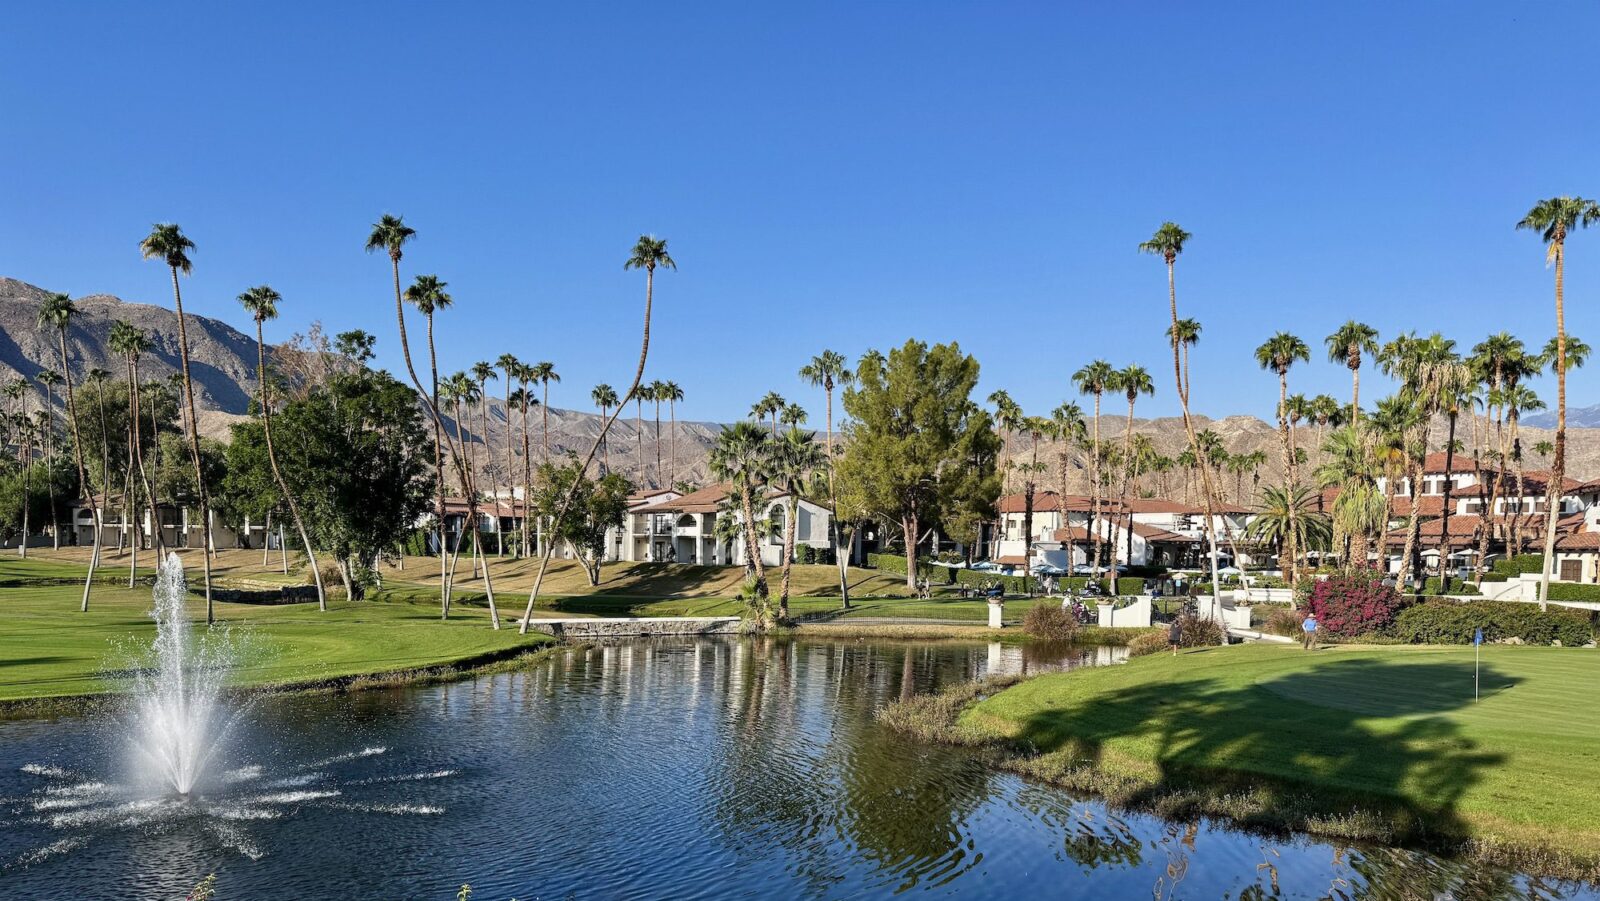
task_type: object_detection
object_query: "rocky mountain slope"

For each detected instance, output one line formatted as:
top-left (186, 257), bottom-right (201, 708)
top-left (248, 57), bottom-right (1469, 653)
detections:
top-left (3, 276), bottom-right (1597, 489)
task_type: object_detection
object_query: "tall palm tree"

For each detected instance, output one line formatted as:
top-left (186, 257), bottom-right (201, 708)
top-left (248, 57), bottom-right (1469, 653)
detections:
top-left (139, 224), bottom-right (215, 618)
top-left (751, 391), bottom-right (786, 438)
top-left (444, 371), bottom-right (487, 581)
top-left (772, 426), bottom-right (825, 622)
top-left (37, 293), bottom-right (98, 611)
top-left (1072, 360), bottom-right (1113, 581)
top-left (35, 369), bottom-right (61, 549)
top-left (238, 286), bottom-right (326, 610)
top-left (519, 235), bottom-right (675, 633)
top-left (988, 389), bottom-right (1020, 496)
top-left (1518, 196), bottom-right (1600, 605)
top-left (632, 383), bottom-right (650, 483)
top-left (1246, 485), bottom-right (1332, 569)
top-left (530, 361), bottom-right (560, 462)
top-left (505, 386), bottom-right (529, 552)
top-left (1112, 364), bottom-right (1154, 573)
top-left (1504, 384), bottom-right (1545, 555)
top-left (85, 368), bottom-right (114, 556)
top-left (403, 274), bottom-right (456, 614)
top-left (647, 378), bottom-right (668, 487)
top-left (659, 381), bottom-right (684, 488)
top-left (1432, 360), bottom-right (1474, 591)
top-left (1255, 332), bottom-right (1311, 582)
top-left (496, 353), bottom-right (521, 529)
top-left (4, 380), bottom-right (29, 558)
top-left (514, 362), bottom-right (537, 556)
top-left (592, 383), bottom-right (618, 475)
top-left (1142, 222), bottom-right (1223, 596)
top-left (1325, 321), bottom-right (1380, 423)
top-left (799, 349), bottom-right (857, 603)
top-left (470, 360), bottom-right (498, 552)
top-left (110, 322), bottom-right (159, 562)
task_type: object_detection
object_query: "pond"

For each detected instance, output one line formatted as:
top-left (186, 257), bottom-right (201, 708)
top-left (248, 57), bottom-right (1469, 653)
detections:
top-left (0, 637), bottom-right (1590, 900)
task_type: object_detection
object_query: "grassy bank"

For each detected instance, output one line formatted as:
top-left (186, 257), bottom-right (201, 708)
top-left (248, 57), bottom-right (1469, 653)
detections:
top-left (884, 643), bottom-right (1600, 879)
top-left (0, 570), bottom-right (550, 706)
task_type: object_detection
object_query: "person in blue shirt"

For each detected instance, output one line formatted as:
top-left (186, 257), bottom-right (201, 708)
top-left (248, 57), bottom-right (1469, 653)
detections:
top-left (1301, 612), bottom-right (1318, 650)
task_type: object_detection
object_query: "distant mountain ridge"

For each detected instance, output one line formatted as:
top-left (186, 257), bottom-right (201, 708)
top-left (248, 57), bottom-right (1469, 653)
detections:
top-left (3, 275), bottom-right (1598, 487)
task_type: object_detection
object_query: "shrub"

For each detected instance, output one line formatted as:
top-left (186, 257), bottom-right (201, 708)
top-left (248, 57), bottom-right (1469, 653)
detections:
top-left (1175, 612), bottom-right (1225, 648)
top-left (1023, 603), bottom-right (1080, 641)
top-left (1546, 582), bottom-right (1600, 603)
top-left (1120, 565), bottom-right (1169, 578)
top-left (310, 561), bottom-right (349, 600)
top-left (866, 554), bottom-right (951, 583)
top-left (1479, 572), bottom-right (1508, 583)
top-left (1422, 578), bottom-right (1478, 597)
top-left (1493, 554), bottom-right (1544, 575)
top-left (1262, 606), bottom-right (1303, 638)
top-left (1298, 570), bottom-right (1401, 637)
top-left (1392, 600), bottom-right (1595, 646)
top-left (1128, 631), bottom-right (1170, 657)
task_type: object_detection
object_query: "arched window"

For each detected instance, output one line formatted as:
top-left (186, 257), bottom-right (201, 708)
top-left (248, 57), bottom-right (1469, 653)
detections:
top-left (767, 505), bottom-right (785, 542)
top-left (677, 514), bottom-right (696, 529)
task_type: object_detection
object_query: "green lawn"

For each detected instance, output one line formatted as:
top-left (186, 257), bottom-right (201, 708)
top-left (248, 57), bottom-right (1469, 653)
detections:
top-left (0, 576), bottom-right (548, 703)
top-left (961, 643), bottom-right (1600, 862)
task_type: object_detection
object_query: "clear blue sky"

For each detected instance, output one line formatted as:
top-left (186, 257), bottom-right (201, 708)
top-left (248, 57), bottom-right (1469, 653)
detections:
top-left (3, 2), bottom-right (1597, 424)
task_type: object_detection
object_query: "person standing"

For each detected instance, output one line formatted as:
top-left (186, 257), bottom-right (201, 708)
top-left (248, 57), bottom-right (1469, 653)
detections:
top-left (1301, 612), bottom-right (1318, 650)
top-left (1168, 617), bottom-right (1183, 656)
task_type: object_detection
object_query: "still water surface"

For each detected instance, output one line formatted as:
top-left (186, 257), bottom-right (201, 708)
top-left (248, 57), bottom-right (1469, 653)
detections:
top-left (0, 637), bottom-right (1590, 900)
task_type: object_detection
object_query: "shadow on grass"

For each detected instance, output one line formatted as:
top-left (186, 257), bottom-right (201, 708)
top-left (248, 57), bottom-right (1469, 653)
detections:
top-left (1002, 656), bottom-right (1507, 851)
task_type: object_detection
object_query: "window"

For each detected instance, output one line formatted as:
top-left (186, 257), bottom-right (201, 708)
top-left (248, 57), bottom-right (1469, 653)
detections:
top-left (768, 506), bottom-right (785, 542)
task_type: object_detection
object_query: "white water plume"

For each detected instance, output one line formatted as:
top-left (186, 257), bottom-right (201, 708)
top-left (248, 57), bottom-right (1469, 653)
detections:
top-left (127, 553), bottom-right (239, 796)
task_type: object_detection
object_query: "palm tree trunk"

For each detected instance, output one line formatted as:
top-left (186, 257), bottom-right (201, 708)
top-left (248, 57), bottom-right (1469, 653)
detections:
top-left (1437, 414), bottom-right (1458, 593)
top-left (541, 381), bottom-right (551, 463)
top-left (635, 398), bottom-right (644, 485)
top-left (669, 400), bottom-right (678, 489)
top-left (1351, 363), bottom-right (1361, 423)
top-left (779, 493), bottom-right (799, 621)
top-left (124, 371), bottom-right (137, 585)
top-left (44, 382), bottom-right (58, 550)
top-left (1089, 396), bottom-right (1102, 586)
top-left (1277, 373), bottom-right (1299, 585)
top-left (503, 379), bottom-right (513, 555)
top-left (520, 264), bottom-right (658, 633)
top-left (1165, 258), bottom-right (1223, 599)
top-left (256, 320), bottom-right (325, 610)
top-left (653, 400), bottom-right (662, 489)
top-left (521, 380), bottom-right (532, 558)
top-left (58, 329), bottom-right (98, 613)
top-left (425, 314), bottom-right (450, 617)
top-left (1538, 241), bottom-right (1567, 610)
top-left (142, 376), bottom-right (162, 553)
top-left (167, 266), bottom-right (214, 620)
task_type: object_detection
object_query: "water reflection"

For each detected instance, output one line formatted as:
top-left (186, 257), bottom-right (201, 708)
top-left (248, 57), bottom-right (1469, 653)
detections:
top-left (0, 637), bottom-right (1591, 900)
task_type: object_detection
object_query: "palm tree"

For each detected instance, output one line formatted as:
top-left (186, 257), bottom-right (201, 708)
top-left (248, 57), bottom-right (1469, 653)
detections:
top-left (592, 384), bottom-right (619, 475)
top-left (37, 292), bottom-right (98, 612)
top-left (139, 224), bottom-right (215, 618)
top-left (772, 426), bottom-right (825, 621)
top-left (238, 286), bottom-right (326, 610)
top-left (800, 349), bottom-right (857, 604)
top-left (647, 378), bottom-right (668, 487)
top-left (35, 369), bottom-right (61, 549)
top-left (444, 371), bottom-right (487, 581)
top-left (365, 214), bottom-right (424, 389)
top-left (659, 381), bottom-right (684, 487)
top-left (1518, 196), bottom-right (1600, 605)
top-left (403, 274), bottom-right (456, 614)
top-left (470, 360), bottom-right (498, 552)
top-left (530, 361), bottom-right (560, 462)
top-left (1316, 426), bottom-right (1386, 569)
top-left (1255, 332), bottom-right (1311, 582)
top-left (632, 383), bottom-right (650, 484)
top-left (1073, 360), bottom-right (1114, 581)
top-left (514, 362), bottom-right (537, 555)
top-left (711, 420), bottom-right (775, 625)
top-left (3, 380), bottom-right (29, 558)
top-left (1111, 364), bottom-right (1154, 573)
top-left (988, 389), bottom-right (1020, 496)
top-left (506, 385), bottom-right (529, 553)
top-left (751, 391), bottom-right (786, 438)
top-left (1503, 384), bottom-right (1545, 556)
top-left (496, 353), bottom-right (521, 531)
top-left (109, 322), bottom-right (158, 563)
top-left (1325, 321), bottom-right (1380, 422)
top-left (1246, 485), bottom-right (1332, 569)
top-left (85, 368), bottom-right (114, 556)
top-left (519, 235), bottom-right (674, 633)
top-left (1142, 222), bottom-right (1224, 596)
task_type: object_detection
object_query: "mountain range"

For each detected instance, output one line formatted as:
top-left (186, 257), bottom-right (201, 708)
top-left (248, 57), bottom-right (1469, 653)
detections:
top-left (3, 276), bottom-right (1598, 488)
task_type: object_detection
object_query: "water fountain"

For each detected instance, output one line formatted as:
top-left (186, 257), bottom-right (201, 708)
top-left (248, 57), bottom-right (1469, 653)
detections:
top-left (129, 553), bottom-right (236, 797)
top-left (3, 553), bottom-right (454, 874)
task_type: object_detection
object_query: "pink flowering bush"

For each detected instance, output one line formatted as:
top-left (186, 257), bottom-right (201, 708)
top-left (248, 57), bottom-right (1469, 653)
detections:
top-left (1298, 570), bottom-right (1402, 637)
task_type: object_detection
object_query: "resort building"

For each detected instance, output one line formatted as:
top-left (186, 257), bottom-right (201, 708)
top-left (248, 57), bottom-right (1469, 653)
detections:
top-left (608, 483), bottom-right (838, 568)
top-left (988, 492), bottom-right (1258, 570)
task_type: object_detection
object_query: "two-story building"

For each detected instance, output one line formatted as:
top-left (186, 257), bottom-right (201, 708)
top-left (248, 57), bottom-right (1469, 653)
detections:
top-left (609, 483), bottom-right (837, 568)
top-left (990, 491), bottom-right (1256, 570)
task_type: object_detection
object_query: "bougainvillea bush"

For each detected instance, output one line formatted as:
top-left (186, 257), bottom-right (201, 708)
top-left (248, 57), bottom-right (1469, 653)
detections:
top-left (1298, 570), bottom-right (1402, 637)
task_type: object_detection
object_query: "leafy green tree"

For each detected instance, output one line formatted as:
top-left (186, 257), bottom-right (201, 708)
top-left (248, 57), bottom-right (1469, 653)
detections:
top-left (228, 367), bottom-right (430, 599)
top-left (1518, 196), bottom-right (1600, 605)
top-left (838, 340), bottom-right (1000, 591)
top-left (139, 224), bottom-right (215, 618)
top-left (531, 458), bottom-right (633, 586)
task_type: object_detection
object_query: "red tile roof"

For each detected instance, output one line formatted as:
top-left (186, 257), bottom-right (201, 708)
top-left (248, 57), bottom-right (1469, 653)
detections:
top-left (1556, 531), bottom-right (1600, 551)
top-left (998, 492), bottom-right (1247, 517)
top-left (638, 484), bottom-right (731, 514)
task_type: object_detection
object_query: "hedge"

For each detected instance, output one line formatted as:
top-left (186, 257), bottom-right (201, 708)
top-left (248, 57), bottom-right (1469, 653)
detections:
top-left (945, 569), bottom-right (1145, 596)
top-left (1421, 578), bottom-right (1479, 597)
top-left (1493, 554), bottom-right (1545, 575)
top-left (1545, 582), bottom-right (1600, 603)
top-left (865, 554), bottom-right (952, 583)
top-left (1392, 600), bottom-right (1594, 646)
top-left (1478, 572), bottom-right (1509, 583)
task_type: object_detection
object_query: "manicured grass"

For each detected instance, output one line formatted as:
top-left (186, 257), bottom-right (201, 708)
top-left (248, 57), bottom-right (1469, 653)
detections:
top-left (0, 578), bottom-right (548, 703)
top-left (958, 643), bottom-right (1600, 866)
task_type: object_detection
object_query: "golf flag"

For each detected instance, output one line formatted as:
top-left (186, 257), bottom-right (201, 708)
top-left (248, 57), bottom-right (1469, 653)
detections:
top-left (1474, 627), bottom-right (1484, 645)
